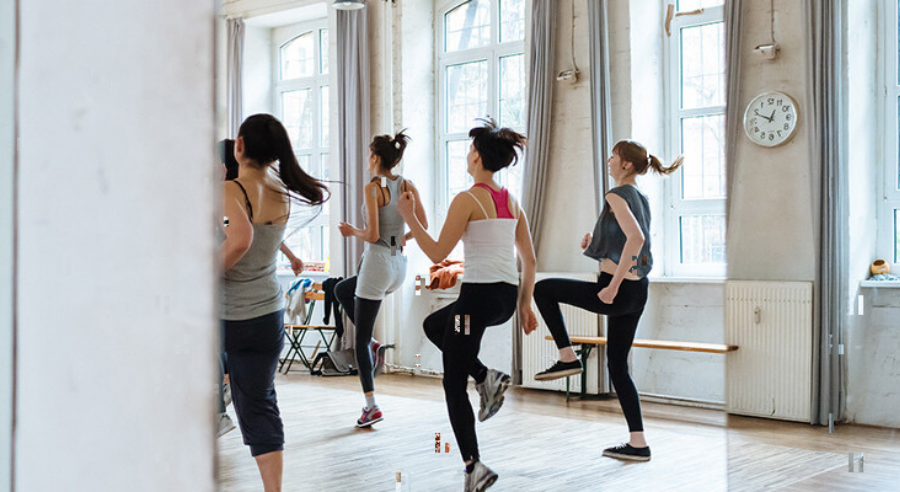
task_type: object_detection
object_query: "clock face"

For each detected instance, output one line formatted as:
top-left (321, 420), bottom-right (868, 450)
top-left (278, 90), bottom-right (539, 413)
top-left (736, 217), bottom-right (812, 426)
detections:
top-left (743, 91), bottom-right (799, 147)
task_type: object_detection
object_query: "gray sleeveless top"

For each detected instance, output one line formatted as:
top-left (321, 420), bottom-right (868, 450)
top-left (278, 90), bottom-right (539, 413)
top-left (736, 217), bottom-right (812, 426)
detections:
top-left (362, 175), bottom-right (406, 250)
top-left (221, 182), bottom-right (286, 320)
top-left (583, 184), bottom-right (653, 277)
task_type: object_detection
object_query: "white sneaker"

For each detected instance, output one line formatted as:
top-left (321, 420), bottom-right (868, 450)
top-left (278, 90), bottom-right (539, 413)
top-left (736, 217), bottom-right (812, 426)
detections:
top-left (476, 369), bottom-right (510, 422)
top-left (223, 382), bottom-right (232, 408)
top-left (217, 412), bottom-right (236, 438)
top-left (464, 461), bottom-right (498, 492)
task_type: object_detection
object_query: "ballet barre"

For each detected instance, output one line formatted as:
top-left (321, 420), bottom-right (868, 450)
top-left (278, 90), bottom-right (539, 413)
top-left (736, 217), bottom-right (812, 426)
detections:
top-left (544, 335), bottom-right (738, 401)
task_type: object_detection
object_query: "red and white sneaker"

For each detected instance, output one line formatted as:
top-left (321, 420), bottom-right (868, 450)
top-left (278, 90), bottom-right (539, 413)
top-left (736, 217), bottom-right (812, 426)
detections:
top-left (356, 405), bottom-right (384, 428)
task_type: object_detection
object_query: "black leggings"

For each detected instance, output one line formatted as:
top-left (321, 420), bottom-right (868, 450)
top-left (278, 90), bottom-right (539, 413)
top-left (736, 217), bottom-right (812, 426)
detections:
top-left (223, 310), bottom-right (285, 457)
top-left (533, 273), bottom-right (649, 433)
top-left (423, 282), bottom-right (518, 463)
top-left (334, 276), bottom-right (381, 394)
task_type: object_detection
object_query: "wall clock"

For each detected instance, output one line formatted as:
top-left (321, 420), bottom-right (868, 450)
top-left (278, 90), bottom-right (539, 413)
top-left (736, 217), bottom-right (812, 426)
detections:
top-left (743, 91), bottom-right (799, 147)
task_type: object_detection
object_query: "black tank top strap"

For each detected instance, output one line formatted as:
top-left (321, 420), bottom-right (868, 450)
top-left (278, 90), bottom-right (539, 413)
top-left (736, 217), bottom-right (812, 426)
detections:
top-left (369, 176), bottom-right (388, 203)
top-left (232, 180), bottom-right (254, 222)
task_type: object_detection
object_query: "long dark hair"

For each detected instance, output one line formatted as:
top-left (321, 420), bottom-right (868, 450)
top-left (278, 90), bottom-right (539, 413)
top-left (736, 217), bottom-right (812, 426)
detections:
top-left (218, 139), bottom-right (239, 181)
top-left (370, 130), bottom-right (411, 171)
top-left (468, 118), bottom-right (527, 172)
top-left (612, 140), bottom-right (683, 176)
top-left (237, 114), bottom-right (329, 206)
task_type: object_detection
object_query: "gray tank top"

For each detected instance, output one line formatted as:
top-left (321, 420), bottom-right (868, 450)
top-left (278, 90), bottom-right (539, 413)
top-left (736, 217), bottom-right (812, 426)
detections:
top-left (583, 184), bottom-right (653, 277)
top-left (361, 175), bottom-right (406, 250)
top-left (221, 182), bottom-right (286, 320)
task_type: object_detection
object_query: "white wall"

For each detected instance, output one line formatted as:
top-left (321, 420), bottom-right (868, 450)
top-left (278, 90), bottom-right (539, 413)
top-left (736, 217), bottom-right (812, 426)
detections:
top-left (845, 0), bottom-right (900, 428)
top-left (0, 0), bottom-right (14, 487)
top-left (243, 25), bottom-right (274, 118)
top-left (16, 0), bottom-right (217, 489)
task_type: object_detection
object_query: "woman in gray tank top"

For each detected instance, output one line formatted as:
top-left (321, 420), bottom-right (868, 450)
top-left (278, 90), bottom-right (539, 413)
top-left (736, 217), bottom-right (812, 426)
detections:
top-left (334, 131), bottom-right (429, 428)
top-left (532, 140), bottom-right (683, 463)
top-left (221, 114), bottom-right (328, 491)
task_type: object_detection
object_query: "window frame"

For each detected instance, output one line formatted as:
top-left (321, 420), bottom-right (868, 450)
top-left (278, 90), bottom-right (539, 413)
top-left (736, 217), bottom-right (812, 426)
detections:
top-left (880, 0), bottom-right (900, 268)
top-left (435, 0), bottom-right (527, 228)
top-left (272, 19), bottom-right (330, 265)
top-left (663, 3), bottom-right (727, 278)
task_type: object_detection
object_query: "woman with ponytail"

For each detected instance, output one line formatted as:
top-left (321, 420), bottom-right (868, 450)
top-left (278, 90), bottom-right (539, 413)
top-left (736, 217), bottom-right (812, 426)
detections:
top-left (221, 114), bottom-right (328, 492)
top-left (397, 118), bottom-right (539, 491)
top-left (334, 130), bottom-right (427, 428)
top-left (532, 139), bottom-right (682, 463)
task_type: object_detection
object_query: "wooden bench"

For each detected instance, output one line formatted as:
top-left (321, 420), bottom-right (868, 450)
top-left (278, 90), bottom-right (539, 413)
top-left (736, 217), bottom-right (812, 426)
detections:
top-left (543, 335), bottom-right (738, 400)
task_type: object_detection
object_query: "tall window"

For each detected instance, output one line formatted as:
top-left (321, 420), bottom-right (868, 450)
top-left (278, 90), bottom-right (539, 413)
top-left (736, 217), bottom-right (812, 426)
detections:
top-left (664, 1), bottom-right (726, 277)
top-left (274, 22), bottom-right (330, 268)
top-left (882, 0), bottom-right (900, 268)
top-left (437, 0), bottom-right (527, 229)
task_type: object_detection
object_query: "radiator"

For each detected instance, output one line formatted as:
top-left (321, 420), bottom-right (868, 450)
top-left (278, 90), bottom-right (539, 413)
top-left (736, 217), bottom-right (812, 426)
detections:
top-left (725, 281), bottom-right (813, 422)
top-left (521, 273), bottom-right (606, 394)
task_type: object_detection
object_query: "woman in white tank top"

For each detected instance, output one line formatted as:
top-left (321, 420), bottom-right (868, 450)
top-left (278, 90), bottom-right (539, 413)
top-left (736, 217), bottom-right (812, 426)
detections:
top-left (397, 118), bottom-right (538, 492)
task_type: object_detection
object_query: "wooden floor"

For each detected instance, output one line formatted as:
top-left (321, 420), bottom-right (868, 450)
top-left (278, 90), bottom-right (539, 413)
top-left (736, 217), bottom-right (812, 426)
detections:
top-left (218, 372), bottom-right (900, 491)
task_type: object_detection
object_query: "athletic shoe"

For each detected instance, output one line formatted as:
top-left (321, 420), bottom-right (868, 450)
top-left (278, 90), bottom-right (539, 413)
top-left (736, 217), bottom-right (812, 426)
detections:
top-left (464, 461), bottom-right (498, 492)
top-left (476, 369), bottom-right (510, 422)
top-left (371, 341), bottom-right (385, 377)
top-left (216, 413), bottom-right (236, 438)
top-left (602, 443), bottom-right (651, 461)
top-left (356, 405), bottom-right (384, 428)
top-left (223, 382), bottom-right (232, 408)
top-left (533, 359), bottom-right (582, 381)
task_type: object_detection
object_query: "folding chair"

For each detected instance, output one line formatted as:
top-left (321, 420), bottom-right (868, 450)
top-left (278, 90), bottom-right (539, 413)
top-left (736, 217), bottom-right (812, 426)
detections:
top-left (280, 282), bottom-right (339, 374)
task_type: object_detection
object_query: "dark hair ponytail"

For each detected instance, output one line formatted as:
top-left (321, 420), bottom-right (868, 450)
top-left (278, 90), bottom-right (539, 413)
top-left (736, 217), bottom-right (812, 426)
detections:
top-left (612, 139), bottom-right (683, 176)
top-left (370, 129), bottom-right (411, 171)
top-left (237, 114), bottom-right (329, 206)
top-left (469, 117), bottom-right (527, 172)
top-left (218, 139), bottom-right (239, 181)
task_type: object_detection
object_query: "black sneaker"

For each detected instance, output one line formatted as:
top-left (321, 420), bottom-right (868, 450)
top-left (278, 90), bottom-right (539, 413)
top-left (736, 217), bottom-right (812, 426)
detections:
top-left (533, 359), bottom-right (582, 381)
top-left (602, 443), bottom-right (651, 461)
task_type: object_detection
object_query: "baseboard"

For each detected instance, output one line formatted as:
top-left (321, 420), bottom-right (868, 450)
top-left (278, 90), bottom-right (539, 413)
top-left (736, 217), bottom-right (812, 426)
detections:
top-left (639, 393), bottom-right (725, 410)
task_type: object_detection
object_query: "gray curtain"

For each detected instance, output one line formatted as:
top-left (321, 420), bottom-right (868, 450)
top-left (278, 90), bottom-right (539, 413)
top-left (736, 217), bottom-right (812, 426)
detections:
top-left (514, 0), bottom-right (555, 385)
top-left (337, 6), bottom-right (369, 277)
top-left (724, 0), bottom-right (742, 223)
top-left (805, 0), bottom-right (847, 427)
top-left (588, 0), bottom-right (613, 209)
top-left (226, 17), bottom-right (244, 138)
top-left (521, 0), bottom-right (556, 254)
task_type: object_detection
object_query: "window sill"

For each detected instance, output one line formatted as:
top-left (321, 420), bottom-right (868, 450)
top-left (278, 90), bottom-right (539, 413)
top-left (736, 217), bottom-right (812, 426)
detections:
top-left (276, 270), bottom-right (331, 278)
top-left (860, 280), bottom-right (900, 288)
top-left (647, 276), bottom-right (726, 284)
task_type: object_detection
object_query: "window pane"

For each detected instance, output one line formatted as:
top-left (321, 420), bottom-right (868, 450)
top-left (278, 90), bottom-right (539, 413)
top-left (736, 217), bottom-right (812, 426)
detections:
top-left (681, 114), bottom-right (725, 199)
top-left (321, 153), bottom-right (330, 214)
top-left (282, 89), bottom-right (314, 150)
top-left (280, 32), bottom-right (315, 80)
top-left (500, 0), bottom-right (526, 43)
top-left (680, 215), bottom-right (726, 263)
top-left (681, 22), bottom-right (725, 109)
top-left (896, 210), bottom-right (899, 263)
top-left (677, 0), bottom-right (724, 11)
top-left (445, 0), bottom-right (490, 52)
top-left (321, 86), bottom-right (330, 147)
top-left (446, 60), bottom-right (489, 133)
top-left (284, 224), bottom-right (321, 263)
top-left (447, 140), bottom-right (474, 198)
top-left (499, 55), bottom-right (526, 128)
top-left (320, 29), bottom-right (329, 75)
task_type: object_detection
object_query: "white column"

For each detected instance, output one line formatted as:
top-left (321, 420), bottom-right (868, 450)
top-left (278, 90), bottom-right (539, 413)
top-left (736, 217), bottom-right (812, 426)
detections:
top-left (15, 0), bottom-right (217, 490)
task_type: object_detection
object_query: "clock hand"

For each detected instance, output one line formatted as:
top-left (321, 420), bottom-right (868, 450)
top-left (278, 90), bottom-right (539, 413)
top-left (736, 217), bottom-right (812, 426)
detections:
top-left (768, 109), bottom-right (776, 121)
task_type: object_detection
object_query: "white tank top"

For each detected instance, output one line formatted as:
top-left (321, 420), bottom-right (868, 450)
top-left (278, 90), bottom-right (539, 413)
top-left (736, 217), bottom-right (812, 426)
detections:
top-left (460, 190), bottom-right (520, 285)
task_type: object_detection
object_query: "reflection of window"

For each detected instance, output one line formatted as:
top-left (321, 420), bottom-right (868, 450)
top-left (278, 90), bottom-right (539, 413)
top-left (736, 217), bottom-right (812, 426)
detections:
top-left (274, 21), bottom-right (329, 266)
top-left (882, 0), bottom-right (900, 267)
top-left (665, 1), bottom-right (726, 277)
top-left (438, 0), bottom-right (527, 258)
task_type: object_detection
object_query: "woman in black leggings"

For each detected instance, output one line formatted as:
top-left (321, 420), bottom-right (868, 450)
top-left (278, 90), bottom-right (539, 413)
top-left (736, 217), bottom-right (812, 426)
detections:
top-left (398, 119), bottom-right (538, 492)
top-left (533, 140), bottom-right (682, 462)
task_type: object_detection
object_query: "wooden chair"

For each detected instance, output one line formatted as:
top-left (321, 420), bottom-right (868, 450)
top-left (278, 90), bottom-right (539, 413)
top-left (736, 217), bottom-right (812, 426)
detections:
top-left (280, 282), bottom-right (339, 374)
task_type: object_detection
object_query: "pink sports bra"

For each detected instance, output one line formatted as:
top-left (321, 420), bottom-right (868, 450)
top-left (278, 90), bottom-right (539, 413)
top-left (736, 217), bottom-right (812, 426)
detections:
top-left (471, 183), bottom-right (514, 219)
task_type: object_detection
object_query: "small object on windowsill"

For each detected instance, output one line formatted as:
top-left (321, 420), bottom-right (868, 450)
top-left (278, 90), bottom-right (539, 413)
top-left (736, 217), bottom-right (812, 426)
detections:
top-left (870, 259), bottom-right (890, 275)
